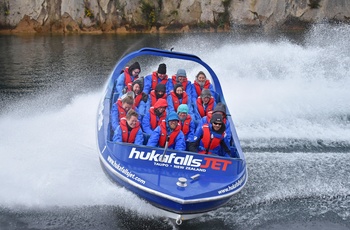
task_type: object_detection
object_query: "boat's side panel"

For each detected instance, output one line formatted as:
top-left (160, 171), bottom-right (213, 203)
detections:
top-left (100, 158), bottom-right (234, 214)
top-left (99, 142), bottom-right (247, 214)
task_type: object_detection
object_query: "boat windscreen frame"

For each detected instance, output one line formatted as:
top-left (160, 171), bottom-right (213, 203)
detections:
top-left (107, 47), bottom-right (225, 103)
top-left (105, 47), bottom-right (245, 161)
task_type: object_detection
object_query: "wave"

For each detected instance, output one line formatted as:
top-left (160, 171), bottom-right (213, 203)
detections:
top-left (174, 24), bottom-right (350, 150)
top-left (0, 93), bottom-right (161, 218)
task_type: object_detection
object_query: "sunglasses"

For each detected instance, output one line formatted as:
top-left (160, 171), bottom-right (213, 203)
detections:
top-left (213, 122), bottom-right (222, 126)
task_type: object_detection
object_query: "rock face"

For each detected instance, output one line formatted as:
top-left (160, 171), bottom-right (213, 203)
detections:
top-left (0, 0), bottom-right (349, 33)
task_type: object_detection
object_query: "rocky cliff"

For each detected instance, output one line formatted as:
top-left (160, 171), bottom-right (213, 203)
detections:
top-left (0, 0), bottom-right (349, 33)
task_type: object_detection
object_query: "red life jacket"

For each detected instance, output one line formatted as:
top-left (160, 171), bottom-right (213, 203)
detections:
top-left (123, 67), bottom-right (138, 86)
top-left (119, 117), bottom-right (141, 143)
top-left (116, 99), bottom-right (135, 122)
top-left (133, 93), bottom-right (143, 107)
top-left (196, 97), bottom-right (215, 117)
top-left (193, 80), bottom-right (211, 97)
top-left (180, 114), bottom-right (192, 136)
top-left (149, 90), bottom-right (167, 107)
top-left (169, 91), bottom-right (188, 112)
top-left (149, 107), bottom-right (167, 130)
top-left (126, 82), bottom-right (133, 92)
top-left (199, 125), bottom-right (225, 154)
top-left (151, 71), bottom-right (168, 91)
top-left (158, 120), bottom-right (181, 147)
top-left (171, 75), bottom-right (188, 91)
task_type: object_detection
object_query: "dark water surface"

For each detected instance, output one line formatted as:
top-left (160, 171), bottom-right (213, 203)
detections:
top-left (1, 25), bottom-right (350, 229)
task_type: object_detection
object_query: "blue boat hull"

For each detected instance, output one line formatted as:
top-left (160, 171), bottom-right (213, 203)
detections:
top-left (99, 142), bottom-right (247, 215)
top-left (96, 48), bottom-right (247, 221)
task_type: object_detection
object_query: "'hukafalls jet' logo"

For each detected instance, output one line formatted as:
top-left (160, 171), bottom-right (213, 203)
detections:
top-left (128, 147), bottom-right (232, 171)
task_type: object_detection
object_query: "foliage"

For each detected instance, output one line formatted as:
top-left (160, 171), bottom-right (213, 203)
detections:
top-left (3, 1), bottom-right (10, 16)
top-left (170, 10), bottom-right (178, 16)
top-left (222, 0), bottom-right (231, 8)
top-left (308, 0), bottom-right (321, 9)
top-left (84, 7), bottom-right (94, 19)
top-left (197, 21), bottom-right (210, 29)
top-left (157, 0), bottom-right (163, 11)
top-left (114, 0), bottom-right (127, 14)
top-left (140, 0), bottom-right (157, 28)
top-left (66, 24), bottom-right (73, 32)
top-left (217, 0), bottom-right (231, 28)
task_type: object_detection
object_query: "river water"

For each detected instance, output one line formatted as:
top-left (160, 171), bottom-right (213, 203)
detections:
top-left (1, 24), bottom-right (350, 230)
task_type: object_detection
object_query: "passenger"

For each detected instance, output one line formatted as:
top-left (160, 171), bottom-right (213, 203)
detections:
top-left (197, 102), bottom-right (232, 145)
top-left (145, 83), bottom-right (167, 111)
top-left (189, 113), bottom-right (230, 156)
top-left (110, 94), bottom-right (135, 131)
top-left (193, 88), bottom-right (216, 120)
top-left (168, 69), bottom-right (192, 97)
top-left (115, 62), bottom-right (141, 95)
top-left (167, 83), bottom-right (193, 116)
top-left (123, 79), bottom-right (148, 117)
top-left (191, 71), bottom-right (215, 103)
top-left (141, 98), bottom-right (168, 135)
top-left (143, 63), bottom-right (170, 94)
top-left (147, 111), bottom-right (186, 151)
top-left (113, 109), bottom-right (144, 145)
top-left (177, 104), bottom-right (196, 145)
